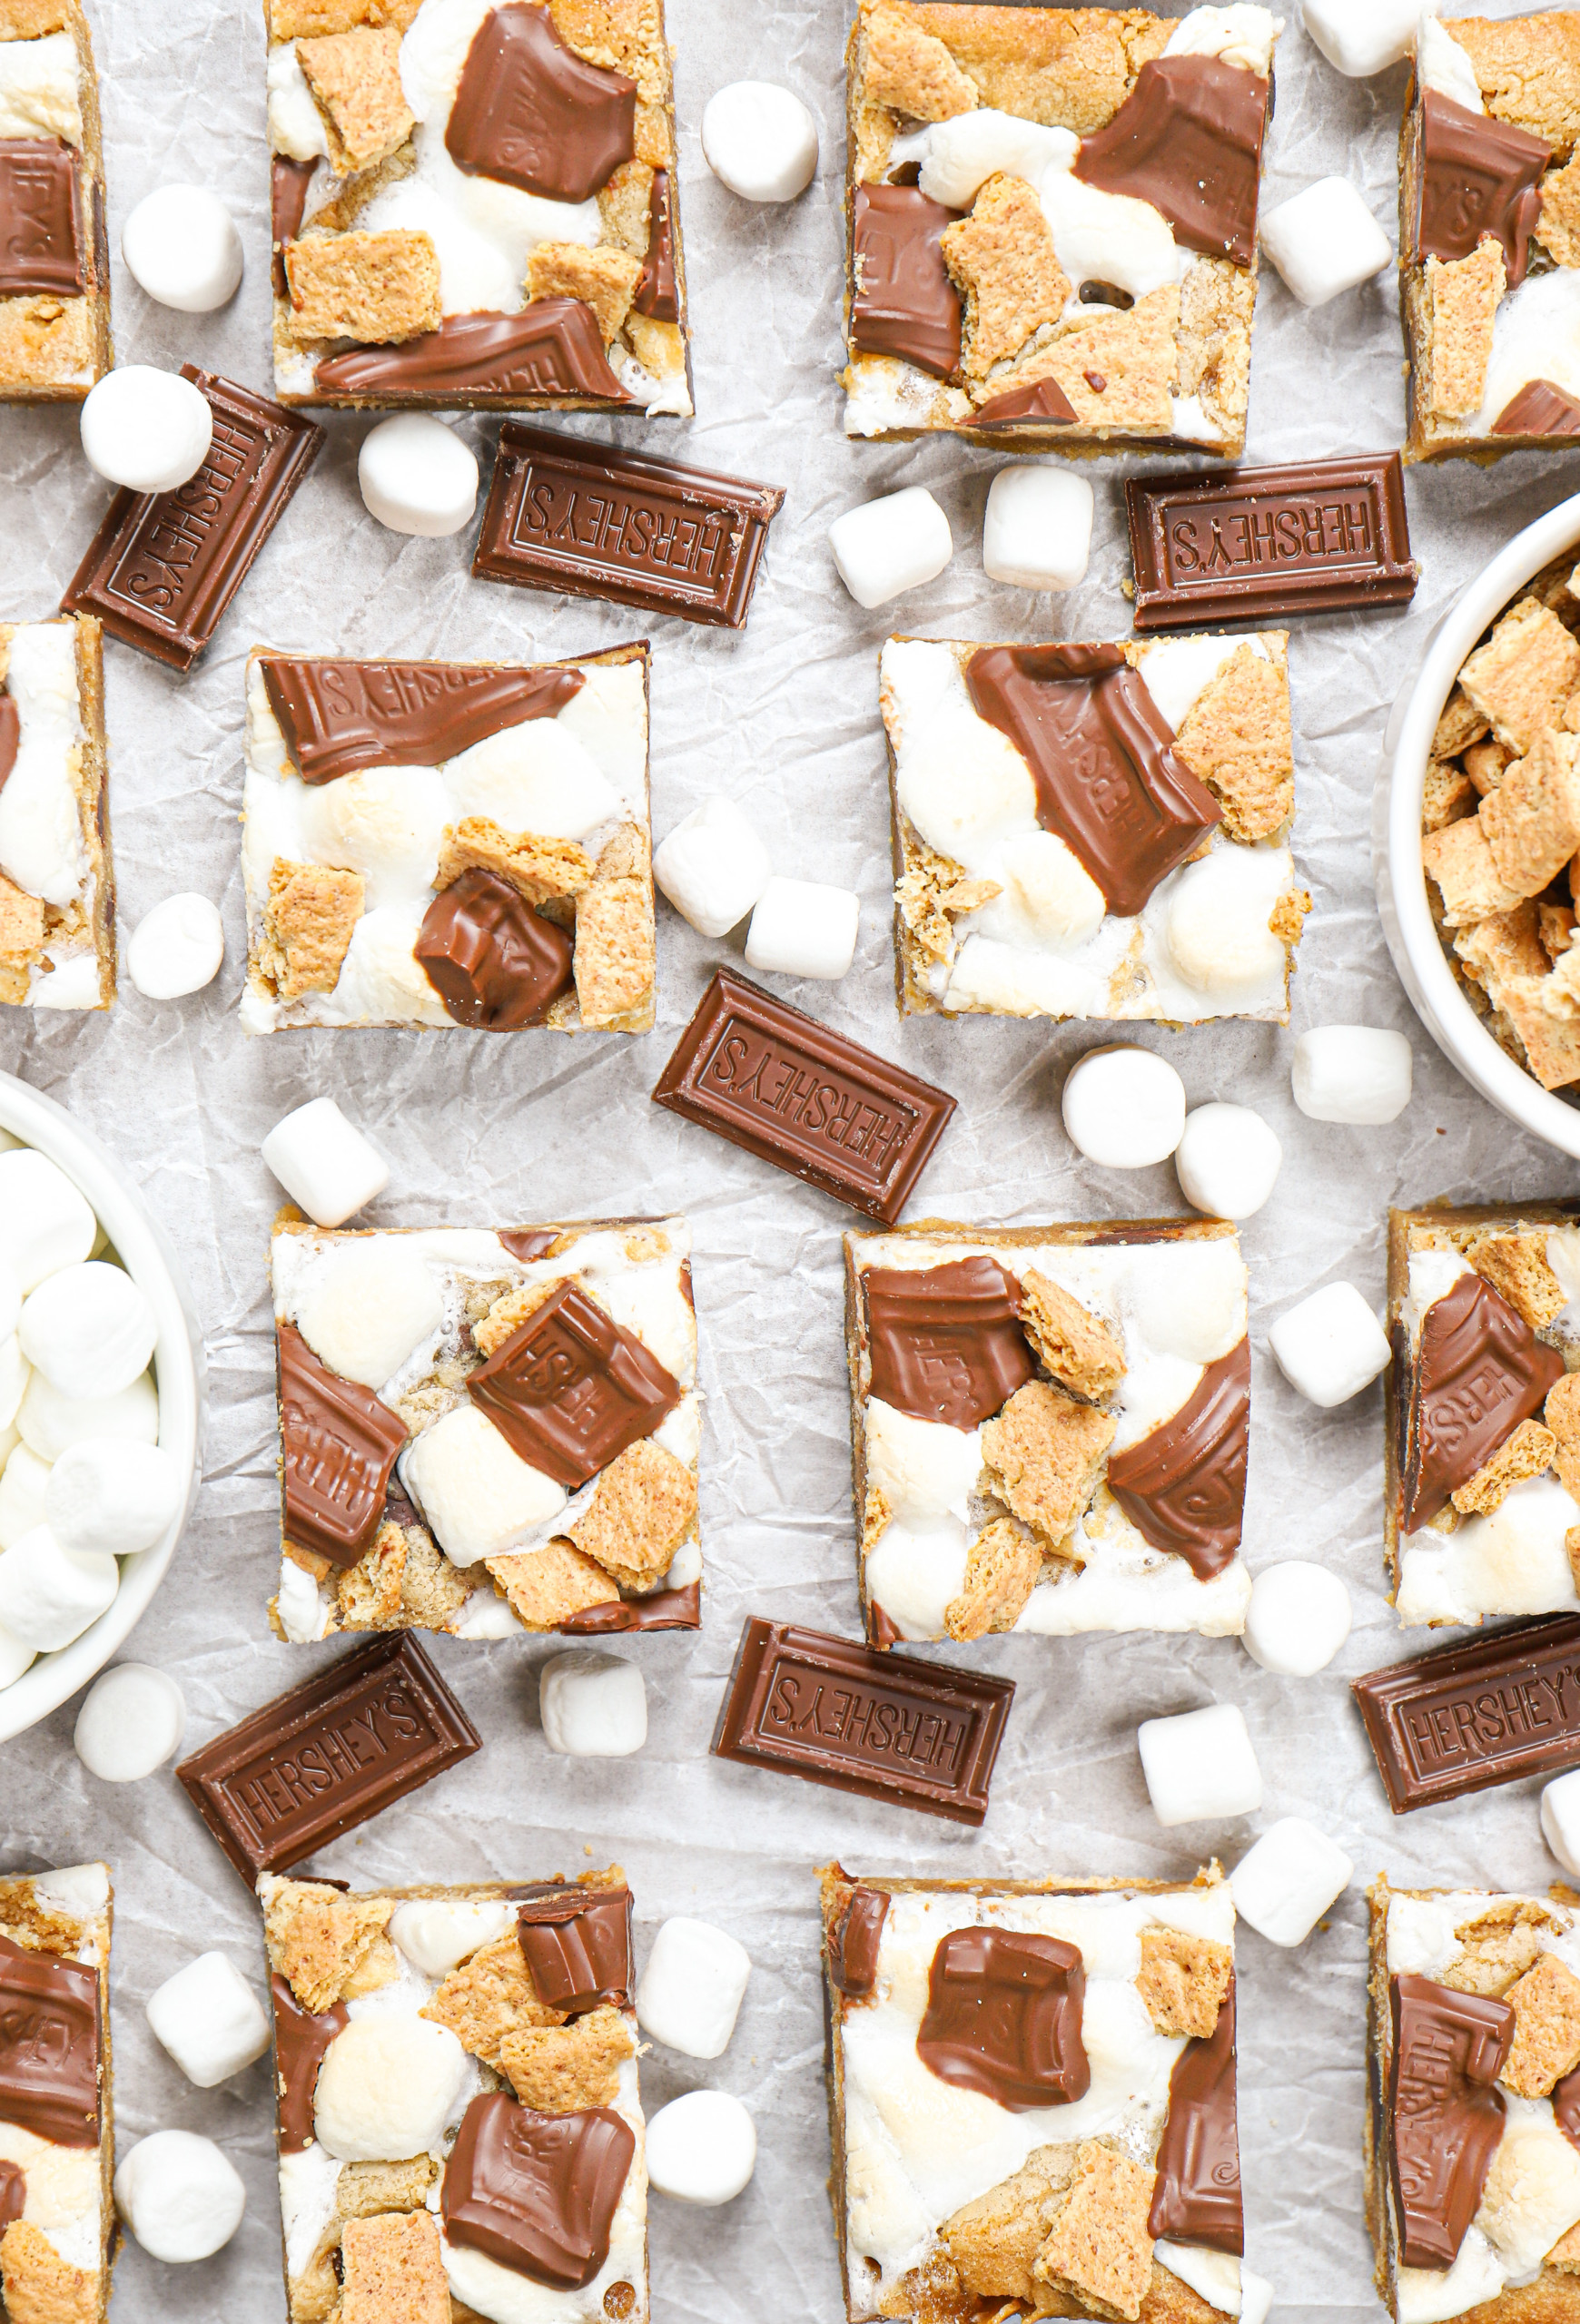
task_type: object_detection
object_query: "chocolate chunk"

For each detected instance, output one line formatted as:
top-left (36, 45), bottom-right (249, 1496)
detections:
top-left (0, 138), bottom-right (82, 297)
top-left (441, 2093), bottom-right (636, 2290)
top-left (916, 1928), bottom-right (1090, 2110)
top-left (850, 184), bottom-right (962, 379)
top-left (1493, 378), bottom-right (1580, 437)
top-left (1074, 56), bottom-right (1268, 266)
top-left (557, 1580), bottom-right (701, 1633)
top-left (446, 3), bottom-right (635, 204)
top-left (416, 871), bottom-right (576, 1029)
top-left (653, 970), bottom-right (956, 1225)
top-left (499, 1229), bottom-right (562, 1264)
top-left (0, 1932), bottom-right (100, 2147)
top-left (278, 1323), bottom-right (408, 1571)
top-left (1387, 1973), bottom-right (1513, 2270)
top-left (1555, 2058), bottom-right (1580, 2150)
top-left (468, 1279), bottom-right (681, 1491)
top-left (0, 2162), bottom-right (24, 2232)
top-left (1416, 91), bottom-right (1547, 285)
top-left (710, 1617), bottom-right (1014, 1826)
top-left (966, 644), bottom-right (1222, 919)
top-left (633, 168), bottom-right (678, 321)
top-left (1148, 1976), bottom-right (1242, 2254)
top-left (516, 1888), bottom-right (632, 2010)
top-left (260, 656), bottom-right (584, 784)
top-left (966, 375), bottom-right (1077, 428)
top-left (828, 1886), bottom-right (890, 1999)
top-left (864, 1256), bottom-right (1036, 1431)
top-left (315, 303), bottom-right (631, 404)
top-left (0, 697), bottom-right (17, 793)
top-left (271, 1973), bottom-right (348, 2154)
top-left (176, 1633), bottom-right (482, 1882)
top-left (1106, 1338), bottom-right (1250, 1580)
top-left (272, 155), bottom-right (316, 296)
top-left (1402, 1271), bottom-right (1564, 1531)
top-left (1352, 1611), bottom-right (1580, 1812)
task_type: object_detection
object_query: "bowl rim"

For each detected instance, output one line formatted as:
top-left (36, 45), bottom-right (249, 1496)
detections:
top-left (0, 1070), bottom-right (206, 1745)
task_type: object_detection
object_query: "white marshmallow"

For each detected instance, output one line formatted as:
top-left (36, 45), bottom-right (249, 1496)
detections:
top-left (538, 1649), bottom-right (647, 1758)
top-left (0, 1443), bottom-right (50, 1547)
top-left (0, 1626), bottom-right (35, 1688)
top-left (1242, 1560), bottom-right (1353, 1676)
top-left (126, 893), bottom-right (225, 999)
top-left (653, 796), bottom-right (773, 939)
top-left (1231, 1817), bottom-right (1354, 1947)
top-left (0, 1526), bottom-right (118, 1651)
top-left (121, 186), bottom-right (243, 312)
top-left (1062, 1045), bottom-right (1187, 1167)
top-left (745, 876), bottom-right (860, 981)
top-left (1543, 1768), bottom-right (1580, 1876)
top-left (0, 1265), bottom-right (17, 1348)
top-left (146, 1953), bottom-right (272, 2088)
top-left (637, 1917), bottom-right (753, 2059)
top-left (1259, 178), bottom-right (1390, 307)
top-left (46, 1439), bottom-right (182, 1556)
top-left (1174, 1102), bottom-right (1282, 1219)
top-left (388, 1897), bottom-right (517, 1978)
top-left (1138, 1703), bottom-right (1263, 1827)
top-left (0, 1333), bottom-right (26, 1428)
top-left (19, 1260), bottom-right (158, 1400)
top-left (982, 467), bottom-right (1094, 591)
top-left (402, 1404), bottom-right (566, 1566)
top-left (79, 367), bottom-right (213, 495)
top-left (358, 414), bottom-right (479, 537)
top-left (1301, 0), bottom-right (1435, 74)
top-left (114, 2131), bottom-right (246, 2262)
top-left (293, 1239), bottom-right (443, 1392)
top-left (830, 487), bottom-right (953, 610)
top-left (74, 1662), bottom-right (186, 1779)
top-left (0, 1150), bottom-right (96, 1291)
top-left (1291, 1025), bottom-right (1412, 1123)
top-left (313, 2015), bottom-right (470, 2161)
top-left (701, 81), bottom-right (819, 203)
top-left (645, 2090), bottom-right (757, 2206)
top-left (1269, 1282), bottom-right (1391, 1407)
top-left (17, 1368), bottom-right (157, 1462)
top-left (1417, 14), bottom-right (1483, 108)
top-left (262, 1098), bottom-right (390, 1228)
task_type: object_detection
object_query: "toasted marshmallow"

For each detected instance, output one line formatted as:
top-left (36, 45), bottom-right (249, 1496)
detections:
top-left (313, 2016), bottom-right (470, 2161)
top-left (292, 1239), bottom-right (443, 1392)
top-left (388, 1897), bottom-right (517, 1978)
top-left (402, 1404), bottom-right (566, 1565)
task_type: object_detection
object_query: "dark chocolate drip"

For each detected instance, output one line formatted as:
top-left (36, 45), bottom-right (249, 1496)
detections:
top-left (442, 2093), bottom-right (635, 2289)
top-left (0, 138), bottom-right (83, 297)
top-left (469, 1278), bottom-right (681, 1490)
top-left (446, 4), bottom-right (635, 203)
top-left (1416, 91), bottom-right (1548, 286)
top-left (1148, 1976), bottom-right (1242, 2253)
top-left (1492, 378), bottom-right (1580, 437)
top-left (1387, 1972), bottom-right (1513, 2270)
top-left (850, 184), bottom-right (962, 379)
top-left (315, 304), bottom-right (632, 401)
top-left (271, 1973), bottom-right (348, 2154)
top-left (271, 155), bottom-right (316, 296)
top-left (516, 1889), bottom-right (632, 2010)
top-left (633, 168), bottom-right (678, 321)
top-left (277, 1322), bottom-right (408, 1570)
top-left (0, 1932), bottom-right (100, 2148)
top-left (1073, 56), bottom-right (1269, 267)
top-left (828, 1886), bottom-right (889, 1998)
top-left (967, 374), bottom-right (1078, 428)
top-left (864, 1256), bottom-right (1036, 1431)
top-left (260, 656), bottom-right (583, 783)
top-left (1403, 1271), bottom-right (1565, 1531)
top-left (868, 1600), bottom-right (903, 1650)
top-left (916, 1927), bottom-right (1090, 2111)
top-left (416, 871), bottom-right (576, 1030)
top-left (1105, 1337), bottom-right (1250, 1579)
top-left (0, 695), bottom-right (17, 793)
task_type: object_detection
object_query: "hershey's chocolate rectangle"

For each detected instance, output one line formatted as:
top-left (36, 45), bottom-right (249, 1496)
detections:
top-left (652, 970), bottom-right (954, 1225)
top-left (1125, 453), bottom-right (1417, 631)
top-left (473, 424), bottom-right (784, 628)
top-left (176, 1635), bottom-right (481, 1879)
top-left (711, 1617), bottom-right (1013, 1825)
top-left (1352, 1614), bottom-right (1580, 1812)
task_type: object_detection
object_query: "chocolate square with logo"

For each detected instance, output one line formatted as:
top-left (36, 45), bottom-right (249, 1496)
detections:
top-left (469, 1280), bottom-right (681, 1491)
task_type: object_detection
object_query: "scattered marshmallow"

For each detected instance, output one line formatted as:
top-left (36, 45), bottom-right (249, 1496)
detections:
top-left (1301, 0), bottom-right (1433, 76)
top-left (1137, 1703), bottom-right (1263, 1827)
top-left (16, 1369), bottom-right (157, 1463)
top-left (1291, 1025), bottom-right (1412, 1124)
top-left (388, 1897), bottom-right (516, 1978)
top-left (982, 467), bottom-right (1093, 591)
top-left (126, 894), bottom-right (225, 1000)
top-left (114, 2131), bottom-right (246, 2263)
top-left (121, 185), bottom-right (243, 312)
top-left (1243, 1561), bottom-right (1353, 1677)
top-left (0, 1151), bottom-right (96, 1292)
top-left (1174, 1102), bottom-right (1282, 1220)
top-left (19, 1260), bottom-right (158, 1401)
top-left (359, 413), bottom-right (479, 537)
top-left (637, 1917), bottom-right (753, 2059)
top-left (538, 1649), bottom-right (647, 1758)
top-left (313, 2016), bottom-right (470, 2161)
top-left (745, 876), bottom-right (859, 981)
top-left (653, 797), bottom-right (773, 939)
top-left (701, 81), bottom-right (818, 202)
top-left (830, 487), bottom-right (953, 610)
top-left (645, 2090), bottom-right (757, 2206)
top-left (1543, 1769), bottom-right (1580, 1877)
top-left (74, 1662), bottom-right (186, 1780)
top-left (1259, 178), bottom-right (1391, 307)
top-left (47, 1440), bottom-right (181, 1558)
top-left (0, 1443), bottom-right (49, 1547)
top-left (79, 367), bottom-right (213, 495)
top-left (146, 1953), bottom-right (271, 2088)
top-left (1232, 1817), bottom-right (1354, 1947)
top-left (1269, 1282), bottom-right (1391, 1408)
top-left (262, 1098), bottom-right (389, 1228)
top-left (1062, 1046), bottom-right (1187, 1168)
top-left (0, 1527), bottom-right (118, 1651)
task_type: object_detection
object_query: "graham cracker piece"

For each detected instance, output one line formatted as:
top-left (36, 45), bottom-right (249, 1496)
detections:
top-left (1172, 642), bottom-right (1294, 844)
top-left (436, 818), bottom-right (594, 911)
top-left (597, 159), bottom-right (656, 254)
top-left (568, 1437), bottom-right (695, 1591)
top-left (895, 833), bottom-right (999, 962)
top-left (336, 1520), bottom-right (407, 1630)
top-left (285, 228), bottom-right (440, 345)
top-left (1434, 686), bottom-right (1491, 758)
top-left (575, 826), bottom-right (656, 1031)
top-left (1449, 15), bottom-right (1580, 149)
top-left (265, 1878), bottom-right (393, 2011)
top-left (1494, 973), bottom-right (1580, 1089)
top-left (0, 2), bottom-right (73, 33)
top-left (527, 242), bottom-right (643, 341)
top-left (258, 859), bottom-right (363, 998)
top-left (1455, 900), bottom-right (1551, 994)
top-left (1422, 813), bottom-right (1525, 924)
top-left (1552, 2218), bottom-right (1580, 2272)
top-left (341, 2209), bottom-right (449, 2324)
top-left (472, 1277), bottom-right (558, 1360)
top-left (943, 2145), bottom-right (1078, 2301)
top-left (0, 1880), bottom-right (84, 1959)
top-left (1450, 1416), bottom-right (1555, 1515)
top-left (625, 310), bottom-right (684, 380)
top-left (1500, 1950), bottom-right (1580, 2095)
top-left (1421, 239), bottom-right (1503, 419)
top-left (942, 173), bottom-right (1071, 380)
top-left (499, 2002), bottom-right (634, 2112)
top-left (339, 2157), bottom-right (438, 2220)
top-left (1547, 1372), bottom-right (1580, 1498)
top-left (1032, 2143), bottom-right (1155, 2323)
top-left (1465, 737), bottom-right (1514, 794)
top-left (863, 5), bottom-right (979, 120)
top-left (398, 1527), bottom-right (472, 1629)
top-left (980, 1382), bottom-right (1114, 1551)
top-left (1443, 1900), bottom-right (1555, 1997)
top-left (1461, 597), bottom-right (1580, 753)
top-left (421, 1930), bottom-right (565, 2069)
top-left (1174, 254), bottom-right (1254, 451)
top-left (1469, 1232), bottom-right (1568, 1329)
top-left (0, 874), bottom-right (44, 964)
top-left (943, 1515), bottom-right (1042, 1641)
top-left (0, 2221), bottom-right (95, 2324)
top-left (0, 296), bottom-right (96, 397)
top-left (341, 1933), bottom-right (400, 1997)
top-left (1135, 1925), bottom-right (1233, 2040)
top-left (296, 25), bottom-right (413, 173)
top-left (485, 1540), bottom-right (621, 1628)
top-left (1483, 727), bottom-right (1580, 896)
top-left (1543, 901), bottom-right (1577, 960)
top-left (551, 0), bottom-right (671, 109)
top-left (865, 0), bottom-right (1170, 133)
top-left (1268, 887), bottom-right (1312, 948)
top-left (1018, 1268), bottom-right (1126, 1399)
top-left (993, 285), bottom-right (1179, 435)
top-left (268, 0), bottom-right (424, 32)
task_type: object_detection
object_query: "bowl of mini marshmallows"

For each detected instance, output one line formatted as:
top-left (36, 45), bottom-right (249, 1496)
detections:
top-left (0, 1071), bottom-right (204, 1742)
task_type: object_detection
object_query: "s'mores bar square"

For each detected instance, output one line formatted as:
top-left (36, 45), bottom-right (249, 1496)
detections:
top-left (262, 1866), bottom-right (647, 2324)
top-left (0, 0), bottom-right (110, 401)
top-left (845, 1219), bottom-right (1251, 1647)
top-left (1385, 1201), bottom-right (1580, 1629)
top-left (267, 0), bottom-right (691, 416)
top-left (881, 632), bottom-right (1307, 1023)
top-left (241, 645), bottom-right (654, 1035)
top-left (272, 1212), bottom-right (701, 1643)
top-left (0, 615), bottom-right (113, 1010)
top-left (842, 0), bottom-right (1277, 450)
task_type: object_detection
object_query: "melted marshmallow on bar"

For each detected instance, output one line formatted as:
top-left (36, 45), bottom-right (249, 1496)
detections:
top-left (0, 623), bottom-right (99, 1009)
top-left (0, 32), bottom-right (82, 143)
top-left (1470, 271), bottom-right (1580, 438)
top-left (1416, 17), bottom-right (1482, 110)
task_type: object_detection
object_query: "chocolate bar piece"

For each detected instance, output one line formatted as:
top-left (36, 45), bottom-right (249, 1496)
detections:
top-left (653, 970), bottom-right (955, 1225)
top-left (474, 425), bottom-right (784, 628)
top-left (61, 368), bottom-right (322, 670)
top-left (1124, 455), bottom-right (1418, 630)
top-left (176, 1634), bottom-right (481, 1879)
top-left (711, 1617), bottom-right (1013, 1824)
top-left (1352, 1613), bottom-right (1580, 1811)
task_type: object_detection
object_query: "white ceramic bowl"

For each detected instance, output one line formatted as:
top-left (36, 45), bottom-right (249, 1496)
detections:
top-left (0, 1072), bottom-right (205, 1741)
top-left (1376, 488), bottom-right (1580, 1157)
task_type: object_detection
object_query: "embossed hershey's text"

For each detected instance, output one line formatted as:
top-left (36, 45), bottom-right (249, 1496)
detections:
top-left (514, 470), bottom-right (732, 584)
top-left (1395, 1654), bottom-right (1580, 1777)
top-left (761, 1659), bottom-right (969, 1777)
top-left (696, 1018), bottom-right (920, 1187)
top-left (107, 411), bottom-right (268, 617)
top-left (228, 1679), bottom-right (427, 1837)
top-left (1163, 488), bottom-right (1381, 581)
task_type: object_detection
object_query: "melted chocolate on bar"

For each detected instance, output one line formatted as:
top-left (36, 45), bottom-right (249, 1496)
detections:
top-left (0, 1932), bottom-right (100, 2147)
top-left (916, 1927), bottom-right (1090, 2111)
top-left (278, 1323), bottom-right (408, 1569)
top-left (0, 696), bottom-right (17, 793)
top-left (1417, 92), bottom-right (1547, 285)
top-left (1073, 57), bottom-right (1268, 267)
top-left (967, 374), bottom-right (1078, 428)
top-left (447, 3), bottom-right (635, 203)
top-left (1388, 1973), bottom-right (1513, 2270)
top-left (1493, 378), bottom-right (1580, 437)
top-left (442, 2093), bottom-right (635, 2289)
top-left (864, 1256), bottom-right (1036, 1431)
top-left (851, 184), bottom-right (962, 379)
top-left (271, 1973), bottom-right (348, 2153)
top-left (316, 303), bottom-right (631, 402)
top-left (558, 1580), bottom-right (701, 1633)
top-left (0, 138), bottom-right (83, 298)
top-left (1555, 2058), bottom-right (1580, 2150)
top-left (0, 2162), bottom-right (24, 2232)
top-left (469, 1279), bottom-right (681, 1490)
top-left (1106, 1337), bottom-right (1250, 1579)
top-left (1149, 1977), bottom-right (1242, 2253)
top-left (515, 1888), bottom-right (632, 2010)
top-left (499, 1229), bottom-right (561, 1264)
top-left (633, 168), bottom-right (678, 321)
top-left (271, 155), bottom-right (316, 294)
top-left (1403, 1271), bottom-right (1565, 1531)
top-left (415, 871), bottom-right (576, 1030)
top-left (828, 1886), bottom-right (890, 1998)
top-left (261, 656), bottom-right (582, 783)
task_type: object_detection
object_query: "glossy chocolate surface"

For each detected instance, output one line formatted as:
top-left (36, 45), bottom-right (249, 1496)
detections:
top-left (1074, 56), bottom-right (1268, 266)
top-left (850, 184), bottom-right (962, 378)
top-left (0, 696), bottom-right (17, 792)
top-left (916, 1928), bottom-right (1090, 2110)
top-left (1148, 1979), bottom-right (1241, 2253)
top-left (442, 2092), bottom-right (635, 2289)
top-left (516, 1888), bottom-right (632, 2009)
top-left (1388, 1973), bottom-right (1512, 2270)
top-left (558, 1580), bottom-right (701, 1633)
top-left (1492, 378), bottom-right (1580, 437)
top-left (469, 1278), bottom-right (681, 1490)
top-left (446, 3), bottom-right (635, 204)
top-left (416, 870), bottom-right (576, 1029)
top-left (0, 1932), bottom-right (100, 2147)
top-left (499, 1229), bottom-right (561, 1264)
top-left (864, 1256), bottom-right (1035, 1430)
top-left (271, 1972), bottom-right (348, 2153)
top-left (0, 2162), bottom-right (25, 2231)
top-left (0, 138), bottom-right (82, 297)
top-left (278, 1323), bottom-right (408, 1570)
top-left (828, 1886), bottom-right (889, 1998)
top-left (315, 303), bottom-right (630, 403)
top-left (633, 169), bottom-right (678, 320)
top-left (1555, 2057), bottom-right (1580, 2149)
top-left (1106, 1337), bottom-right (1250, 1579)
top-left (271, 155), bottom-right (315, 294)
top-left (1402, 1271), bottom-right (1564, 1531)
top-left (967, 374), bottom-right (1077, 428)
top-left (1352, 1612), bottom-right (1580, 1811)
top-left (260, 655), bottom-right (582, 783)
top-left (1417, 91), bottom-right (1546, 284)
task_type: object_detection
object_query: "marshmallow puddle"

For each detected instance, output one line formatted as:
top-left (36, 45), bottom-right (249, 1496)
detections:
top-left (0, 618), bottom-right (111, 1012)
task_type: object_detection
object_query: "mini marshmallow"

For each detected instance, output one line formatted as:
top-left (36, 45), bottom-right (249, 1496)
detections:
top-left (359, 413), bottom-right (479, 537)
top-left (1231, 1817), bottom-right (1354, 1947)
top-left (1062, 1046), bottom-right (1187, 1168)
top-left (0, 1626), bottom-right (35, 1688)
top-left (389, 1897), bottom-right (517, 1978)
top-left (701, 81), bottom-right (818, 202)
top-left (653, 796), bottom-right (773, 940)
top-left (745, 876), bottom-right (860, 981)
top-left (74, 1662), bottom-right (186, 1780)
top-left (46, 1440), bottom-right (182, 1556)
top-left (146, 1953), bottom-right (272, 2088)
top-left (830, 487), bottom-right (953, 610)
top-left (1543, 1769), bottom-right (1580, 1876)
top-left (1269, 1282), bottom-right (1391, 1408)
top-left (17, 1368), bottom-right (157, 1463)
top-left (0, 1150), bottom-right (96, 1291)
top-left (637, 1917), bottom-right (753, 2059)
top-left (1137, 1703), bottom-right (1263, 1827)
top-left (114, 2131), bottom-right (246, 2263)
top-left (262, 1097), bottom-right (390, 1228)
top-left (1259, 178), bottom-right (1391, 307)
top-left (293, 1238), bottom-right (443, 1392)
top-left (645, 2090), bottom-right (757, 2206)
top-left (1243, 1560), bottom-right (1353, 1677)
top-left (1302, 0), bottom-right (1434, 75)
top-left (982, 467), bottom-right (1094, 591)
top-left (79, 366), bottom-right (214, 495)
top-left (1291, 1025), bottom-right (1413, 1123)
top-left (121, 185), bottom-right (244, 312)
top-left (0, 1265), bottom-right (16, 1348)
top-left (0, 1526), bottom-right (117, 1651)
top-left (538, 1649), bottom-right (647, 1758)
top-left (0, 1333), bottom-right (25, 1429)
top-left (0, 1443), bottom-right (49, 1548)
top-left (313, 2015), bottom-right (470, 2161)
top-left (19, 1260), bottom-right (158, 1401)
top-left (1174, 1102), bottom-right (1282, 1220)
top-left (126, 893), bottom-right (225, 1000)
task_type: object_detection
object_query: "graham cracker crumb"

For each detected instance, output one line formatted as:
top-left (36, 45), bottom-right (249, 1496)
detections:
top-left (622, 1227), bottom-right (669, 1264)
top-left (1269, 887), bottom-right (1312, 947)
top-left (1450, 15), bottom-right (1580, 149)
top-left (286, 228), bottom-right (440, 345)
top-left (0, 2221), bottom-right (95, 2324)
top-left (0, 296), bottom-right (94, 397)
top-left (625, 310), bottom-right (684, 379)
top-left (436, 818), bottom-right (594, 911)
top-left (258, 858), bottom-right (363, 998)
top-left (1444, 1901), bottom-right (1555, 1997)
top-left (575, 829), bottom-right (655, 1030)
top-left (266, 1879), bottom-right (394, 2012)
top-left (1547, 1372), bottom-right (1580, 1499)
top-left (0, 1881), bottom-right (84, 1960)
top-left (568, 1437), bottom-right (695, 1591)
top-left (527, 243), bottom-right (642, 340)
top-left (0, 2), bottom-right (73, 33)
top-left (942, 172), bottom-right (1071, 379)
top-left (1466, 737), bottom-right (1514, 794)
top-left (339, 2156), bottom-right (438, 2220)
top-left (1469, 1232), bottom-right (1568, 1329)
top-left (1538, 157), bottom-right (1580, 267)
top-left (1543, 901), bottom-right (1577, 960)
top-left (864, 5), bottom-right (979, 120)
top-left (1490, 971), bottom-right (1580, 1089)
top-left (1484, 727), bottom-right (1580, 897)
top-left (1462, 597), bottom-right (1580, 754)
top-left (1136, 1925), bottom-right (1233, 2040)
top-left (1422, 240), bottom-right (1503, 419)
top-left (943, 2146), bottom-right (1078, 2302)
top-left (472, 1278), bottom-right (558, 1360)
top-left (421, 1931), bottom-right (565, 2069)
top-left (485, 1540), bottom-right (620, 1628)
top-left (269, 0), bottom-right (424, 31)
top-left (597, 158), bottom-right (656, 254)
top-left (296, 25), bottom-right (413, 173)
top-left (398, 1526), bottom-right (472, 1630)
top-left (980, 1381), bottom-right (1113, 1551)
top-left (1019, 1267), bottom-right (1126, 1398)
top-left (499, 2002), bottom-right (634, 2112)
top-left (1422, 813), bottom-right (1526, 925)
top-left (1434, 686), bottom-right (1492, 758)
top-left (341, 1932), bottom-right (400, 1998)
top-left (1453, 898), bottom-right (1548, 999)
top-left (1172, 641), bottom-right (1294, 844)
top-left (336, 1520), bottom-right (407, 1630)
top-left (1032, 2142), bottom-right (1155, 2323)
top-left (943, 1515), bottom-right (1043, 1640)
top-left (862, 1483), bottom-right (893, 1558)
top-left (1500, 1950), bottom-right (1580, 2096)
top-left (341, 2208), bottom-right (449, 2324)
